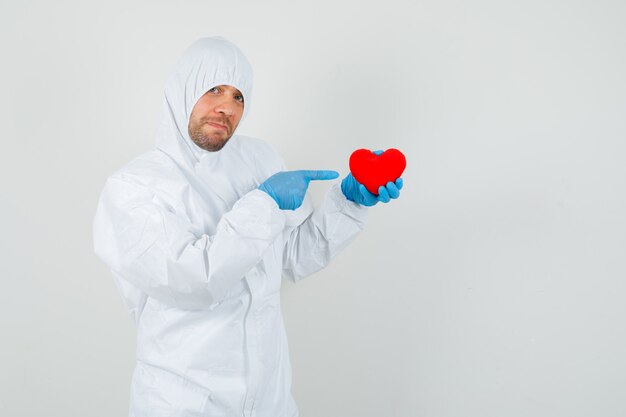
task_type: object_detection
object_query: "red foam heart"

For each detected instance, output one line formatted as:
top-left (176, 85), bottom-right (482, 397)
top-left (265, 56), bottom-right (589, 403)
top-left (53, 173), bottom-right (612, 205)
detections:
top-left (349, 148), bottom-right (406, 195)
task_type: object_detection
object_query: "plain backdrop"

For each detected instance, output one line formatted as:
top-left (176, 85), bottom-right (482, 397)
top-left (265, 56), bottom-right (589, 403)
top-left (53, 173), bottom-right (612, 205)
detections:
top-left (1, 0), bottom-right (625, 416)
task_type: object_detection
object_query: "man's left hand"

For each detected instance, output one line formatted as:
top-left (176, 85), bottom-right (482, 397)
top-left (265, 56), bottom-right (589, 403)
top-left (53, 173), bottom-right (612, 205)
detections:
top-left (341, 174), bottom-right (403, 206)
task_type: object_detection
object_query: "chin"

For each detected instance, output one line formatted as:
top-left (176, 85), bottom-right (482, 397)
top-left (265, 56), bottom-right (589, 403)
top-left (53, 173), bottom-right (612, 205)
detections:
top-left (191, 131), bottom-right (230, 152)
top-left (205, 138), bottom-right (230, 152)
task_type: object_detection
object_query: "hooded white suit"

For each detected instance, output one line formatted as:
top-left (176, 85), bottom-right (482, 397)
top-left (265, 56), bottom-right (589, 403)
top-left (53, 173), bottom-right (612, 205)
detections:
top-left (93, 37), bottom-right (368, 417)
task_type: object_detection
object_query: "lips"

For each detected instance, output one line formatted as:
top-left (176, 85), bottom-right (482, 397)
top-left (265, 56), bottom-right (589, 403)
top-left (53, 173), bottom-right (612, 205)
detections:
top-left (207, 121), bottom-right (228, 131)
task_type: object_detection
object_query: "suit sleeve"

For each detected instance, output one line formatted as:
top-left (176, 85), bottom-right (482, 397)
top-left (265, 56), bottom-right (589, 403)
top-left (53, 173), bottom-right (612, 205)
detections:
top-left (93, 176), bottom-right (285, 310)
top-left (281, 183), bottom-right (368, 282)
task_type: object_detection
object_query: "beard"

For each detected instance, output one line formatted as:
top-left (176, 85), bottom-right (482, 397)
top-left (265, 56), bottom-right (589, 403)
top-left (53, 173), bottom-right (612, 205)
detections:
top-left (188, 118), bottom-right (233, 152)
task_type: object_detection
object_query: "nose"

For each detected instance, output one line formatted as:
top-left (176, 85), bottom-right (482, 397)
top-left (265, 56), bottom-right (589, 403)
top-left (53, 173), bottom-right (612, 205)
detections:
top-left (214, 98), bottom-right (235, 117)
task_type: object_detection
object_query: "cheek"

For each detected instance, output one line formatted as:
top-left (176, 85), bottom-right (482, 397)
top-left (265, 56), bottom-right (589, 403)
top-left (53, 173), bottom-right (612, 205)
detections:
top-left (233, 109), bottom-right (244, 125)
top-left (189, 113), bottom-right (204, 133)
top-left (190, 99), bottom-right (213, 119)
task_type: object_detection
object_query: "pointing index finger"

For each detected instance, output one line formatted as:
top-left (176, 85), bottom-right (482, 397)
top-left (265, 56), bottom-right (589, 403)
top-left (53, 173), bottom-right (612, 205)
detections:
top-left (300, 170), bottom-right (340, 181)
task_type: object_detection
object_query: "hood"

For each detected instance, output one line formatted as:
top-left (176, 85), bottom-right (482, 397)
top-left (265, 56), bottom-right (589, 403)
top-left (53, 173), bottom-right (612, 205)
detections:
top-left (154, 37), bottom-right (253, 166)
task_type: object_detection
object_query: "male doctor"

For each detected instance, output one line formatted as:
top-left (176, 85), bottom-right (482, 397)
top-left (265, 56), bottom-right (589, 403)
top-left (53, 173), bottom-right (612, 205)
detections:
top-left (93, 37), bottom-right (402, 417)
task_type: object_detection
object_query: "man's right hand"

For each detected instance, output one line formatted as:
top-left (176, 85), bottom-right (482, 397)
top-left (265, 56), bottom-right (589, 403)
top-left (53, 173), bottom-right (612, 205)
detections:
top-left (258, 170), bottom-right (339, 210)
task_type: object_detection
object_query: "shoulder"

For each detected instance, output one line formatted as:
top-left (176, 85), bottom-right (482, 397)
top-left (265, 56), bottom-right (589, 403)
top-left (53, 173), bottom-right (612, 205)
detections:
top-left (108, 149), bottom-right (176, 184)
top-left (229, 134), bottom-right (285, 173)
top-left (99, 149), bottom-right (179, 202)
top-left (231, 134), bottom-right (281, 158)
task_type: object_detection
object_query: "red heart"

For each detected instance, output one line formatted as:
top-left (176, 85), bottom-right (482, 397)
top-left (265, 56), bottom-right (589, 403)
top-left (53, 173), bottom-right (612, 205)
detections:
top-left (349, 148), bottom-right (406, 195)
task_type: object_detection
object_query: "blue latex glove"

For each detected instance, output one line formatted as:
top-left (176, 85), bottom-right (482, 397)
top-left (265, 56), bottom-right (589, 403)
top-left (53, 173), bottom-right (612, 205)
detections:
top-left (341, 174), bottom-right (403, 206)
top-left (341, 150), bottom-right (403, 206)
top-left (259, 170), bottom-right (339, 210)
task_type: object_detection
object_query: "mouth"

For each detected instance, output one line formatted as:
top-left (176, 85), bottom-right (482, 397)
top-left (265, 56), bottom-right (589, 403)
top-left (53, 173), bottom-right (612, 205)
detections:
top-left (206, 121), bottom-right (228, 131)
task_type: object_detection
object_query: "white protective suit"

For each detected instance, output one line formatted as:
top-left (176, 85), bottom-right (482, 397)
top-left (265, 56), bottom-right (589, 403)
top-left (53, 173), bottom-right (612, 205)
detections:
top-left (93, 37), bottom-right (368, 417)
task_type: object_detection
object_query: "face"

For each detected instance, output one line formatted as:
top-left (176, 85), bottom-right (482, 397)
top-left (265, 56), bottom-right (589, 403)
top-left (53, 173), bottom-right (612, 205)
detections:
top-left (187, 85), bottom-right (245, 152)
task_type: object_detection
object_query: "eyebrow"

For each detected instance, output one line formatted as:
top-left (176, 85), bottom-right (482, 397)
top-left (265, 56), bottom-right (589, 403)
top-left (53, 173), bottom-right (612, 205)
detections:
top-left (218, 85), bottom-right (243, 95)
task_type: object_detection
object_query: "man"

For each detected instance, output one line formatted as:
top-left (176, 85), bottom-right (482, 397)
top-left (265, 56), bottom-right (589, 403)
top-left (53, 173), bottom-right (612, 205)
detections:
top-left (93, 37), bottom-right (402, 417)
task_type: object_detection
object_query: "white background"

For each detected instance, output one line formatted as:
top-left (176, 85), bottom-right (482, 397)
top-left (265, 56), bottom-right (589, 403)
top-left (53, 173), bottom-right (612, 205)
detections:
top-left (1, 0), bottom-right (625, 416)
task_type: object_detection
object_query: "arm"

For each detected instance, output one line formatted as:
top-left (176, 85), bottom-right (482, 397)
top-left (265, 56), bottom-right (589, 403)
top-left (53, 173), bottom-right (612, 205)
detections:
top-left (93, 176), bottom-right (285, 310)
top-left (280, 172), bottom-right (404, 281)
top-left (281, 183), bottom-right (368, 282)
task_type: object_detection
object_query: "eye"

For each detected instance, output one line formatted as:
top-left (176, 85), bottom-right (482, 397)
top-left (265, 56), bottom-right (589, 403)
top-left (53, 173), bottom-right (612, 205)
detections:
top-left (234, 94), bottom-right (244, 103)
top-left (208, 86), bottom-right (220, 94)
